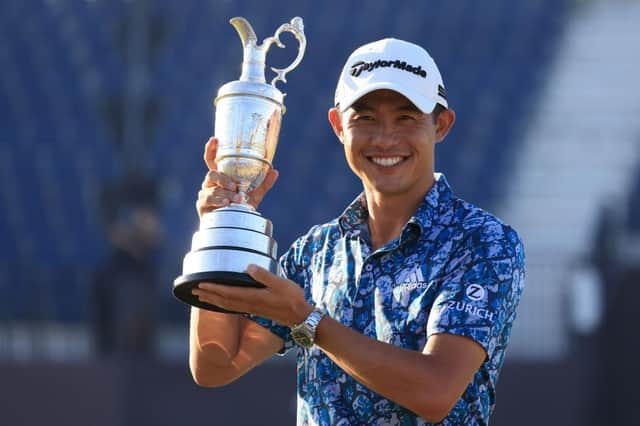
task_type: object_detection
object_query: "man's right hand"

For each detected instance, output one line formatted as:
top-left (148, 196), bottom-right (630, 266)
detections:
top-left (196, 137), bottom-right (279, 218)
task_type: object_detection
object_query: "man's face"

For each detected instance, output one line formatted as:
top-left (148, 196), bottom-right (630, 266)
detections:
top-left (330, 89), bottom-right (452, 199)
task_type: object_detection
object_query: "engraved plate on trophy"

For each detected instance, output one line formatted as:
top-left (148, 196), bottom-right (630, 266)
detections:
top-left (173, 17), bottom-right (306, 313)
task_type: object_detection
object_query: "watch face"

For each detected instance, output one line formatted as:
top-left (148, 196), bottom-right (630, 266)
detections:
top-left (291, 309), bottom-right (325, 348)
top-left (291, 329), bottom-right (313, 348)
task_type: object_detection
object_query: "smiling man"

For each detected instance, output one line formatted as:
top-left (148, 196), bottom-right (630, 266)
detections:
top-left (191, 38), bottom-right (525, 425)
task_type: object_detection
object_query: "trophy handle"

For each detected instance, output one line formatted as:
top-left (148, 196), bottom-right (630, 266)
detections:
top-left (265, 17), bottom-right (306, 87)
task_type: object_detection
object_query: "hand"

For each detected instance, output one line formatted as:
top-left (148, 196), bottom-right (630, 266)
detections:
top-left (196, 137), bottom-right (279, 218)
top-left (191, 264), bottom-right (313, 327)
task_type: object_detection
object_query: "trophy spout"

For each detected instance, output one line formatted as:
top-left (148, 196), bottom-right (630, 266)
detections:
top-left (229, 17), bottom-right (257, 48)
top-left (230, 17), bottom-right (267, 83)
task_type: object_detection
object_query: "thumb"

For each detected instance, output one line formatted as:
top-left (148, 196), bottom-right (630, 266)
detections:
top-left (204, 137), bottom-right (218, 171)
top-left (246, 264), bottom-right (281, 287)
top-left (249, 168), bottom-right (279, 207)
top-left (260, 168), bottom-right (279, 194)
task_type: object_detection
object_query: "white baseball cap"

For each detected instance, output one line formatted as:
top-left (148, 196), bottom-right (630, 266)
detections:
top-left (334, 38), bottom-right (448, 113)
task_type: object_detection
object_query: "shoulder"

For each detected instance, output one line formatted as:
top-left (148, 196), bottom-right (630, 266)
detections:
top-left (279, 218), bottom-right (342, 269)
top-left (292, 219), bottom-right (342, 252)
top-left (436, 199), bottom-right (526, 309)
top-left (449, 198), bottom-right (525, 266)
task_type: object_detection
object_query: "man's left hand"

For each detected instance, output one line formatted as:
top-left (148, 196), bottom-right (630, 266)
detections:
top-left (191, 265), bottom-right (313, 327)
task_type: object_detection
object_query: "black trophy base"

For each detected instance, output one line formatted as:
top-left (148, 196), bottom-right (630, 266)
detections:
top-left (173, 271), bottom-right (265, 314)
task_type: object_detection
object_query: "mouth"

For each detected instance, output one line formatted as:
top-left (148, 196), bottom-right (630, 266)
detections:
top-left (367, 155), bottom-right (409, 167)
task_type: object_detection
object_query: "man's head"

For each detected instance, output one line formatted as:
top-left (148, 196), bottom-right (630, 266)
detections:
top-left (328, 39), bottom-right (455, 200)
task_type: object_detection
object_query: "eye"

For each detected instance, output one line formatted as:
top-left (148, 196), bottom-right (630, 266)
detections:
top-left (399, 114), bottom-right (416, 121)
top-left (354, 114), bottom-right (374, 121)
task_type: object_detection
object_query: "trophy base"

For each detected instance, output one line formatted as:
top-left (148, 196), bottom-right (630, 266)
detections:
top-left (173, 206), bottom-right (278, 314)
top-left (173, 271), bottom-right (264, 314)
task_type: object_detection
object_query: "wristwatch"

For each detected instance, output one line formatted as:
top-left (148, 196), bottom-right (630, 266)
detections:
top-left (290, 309), bottom-right (326, 348)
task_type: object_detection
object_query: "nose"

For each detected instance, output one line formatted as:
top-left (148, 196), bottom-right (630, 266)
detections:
top-left (370, 120), bottom-right (400, 148)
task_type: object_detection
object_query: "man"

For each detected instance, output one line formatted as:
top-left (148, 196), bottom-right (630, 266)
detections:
top-left (190, 38), bottom-right (525, 425)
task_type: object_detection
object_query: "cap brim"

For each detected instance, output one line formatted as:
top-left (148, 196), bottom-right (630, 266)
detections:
top-left (337, 81), bottom-right (438, 114)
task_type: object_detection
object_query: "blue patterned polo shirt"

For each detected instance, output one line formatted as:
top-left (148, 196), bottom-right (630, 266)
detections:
top-left (250, 173), bottom-right (526, 425)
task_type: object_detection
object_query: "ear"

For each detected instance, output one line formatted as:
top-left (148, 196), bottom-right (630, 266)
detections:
top-left (435, 108), bottom-right (456, 143)
top-left (328, 107), bottom-right (344, 144)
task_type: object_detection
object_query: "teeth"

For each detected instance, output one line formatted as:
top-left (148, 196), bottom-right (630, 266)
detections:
top-left (370, 156), bottom-right (403, 167)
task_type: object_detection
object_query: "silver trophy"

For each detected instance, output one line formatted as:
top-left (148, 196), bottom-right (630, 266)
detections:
top-left (173, 16), bottom-right (306, 313)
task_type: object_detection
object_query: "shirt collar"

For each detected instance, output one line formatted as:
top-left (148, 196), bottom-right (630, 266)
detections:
top-left (337, 173), bottom-right (454, 237)
top-left (338, 193), bottom-right (369, 235)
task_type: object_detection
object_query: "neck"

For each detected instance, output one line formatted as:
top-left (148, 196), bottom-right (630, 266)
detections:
top-left (364, 174), bottom-right (436, 251)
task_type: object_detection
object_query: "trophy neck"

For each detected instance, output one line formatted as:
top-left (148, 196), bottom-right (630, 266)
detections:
top-left (229, 202), bottom-right (256, 212)
top-left (230, 16), bottom-right (268, 84)
top-left (239, 44), bottom-right (268, 83)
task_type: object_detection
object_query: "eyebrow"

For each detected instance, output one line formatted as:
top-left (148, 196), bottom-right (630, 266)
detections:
top-left (397, 104), bottom-right (421, 112)
top-left (350, 101), bottom-right (421, 113)
top-left (350, 102), bottom-right (373, 112)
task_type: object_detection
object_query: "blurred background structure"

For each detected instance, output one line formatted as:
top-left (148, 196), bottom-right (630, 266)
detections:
top-left (0, 0), bottom-right (638, 425)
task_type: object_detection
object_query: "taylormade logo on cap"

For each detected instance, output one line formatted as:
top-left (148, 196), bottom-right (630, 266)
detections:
top-left (349, 59), bottom-right (427, 78)
top-left (335, 38), bottom-right (448, 113)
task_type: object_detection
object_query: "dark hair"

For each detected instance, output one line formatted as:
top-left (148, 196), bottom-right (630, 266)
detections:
top-left (431, 103), bottom-right (447, 124)
top-left (336, 101), bottom-right (448, 123)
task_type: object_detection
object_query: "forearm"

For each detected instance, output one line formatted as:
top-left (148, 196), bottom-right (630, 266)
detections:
top-left (190, 308), bottom-right (241, 369)
top-left (315, 316), bottom-right (453, 422)
top-left (189, 307), bottom-right (284, 387)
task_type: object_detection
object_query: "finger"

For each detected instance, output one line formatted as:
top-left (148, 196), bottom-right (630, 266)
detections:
top-left (198, 193), bottom-right (232, 210)
top-left (198, 202), bottom-right (224, 217)
top-left (196, 282), bottom-right (224, 290)
top-left (203, 137), bottom-right (218, 171)
top-left (197, 192), bottom-right (230, 208)
top-left (194, 285), bottom-right (259, 313)
top-left (199, 187), bottom-right (238, 203)
top-left (199, 283), bottom-right (263, 299)
top-left (246, 264), bottom-right (282, 288)
top-left (192, 289), bottom-right (232, 311)
top-left (259, 168), bottom-right (279, 195)
top-left (249, 169), bottom-right (279, 206)
top-left (197, 194), bottom-right (231, 217)
top-left (201, 170), bottom-right (237, 191)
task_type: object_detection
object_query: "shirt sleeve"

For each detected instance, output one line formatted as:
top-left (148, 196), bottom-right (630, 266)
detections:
top-left (243, 243), bottom-right (302, 356)
top-left (426, 221), bottom-right (526, 359)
